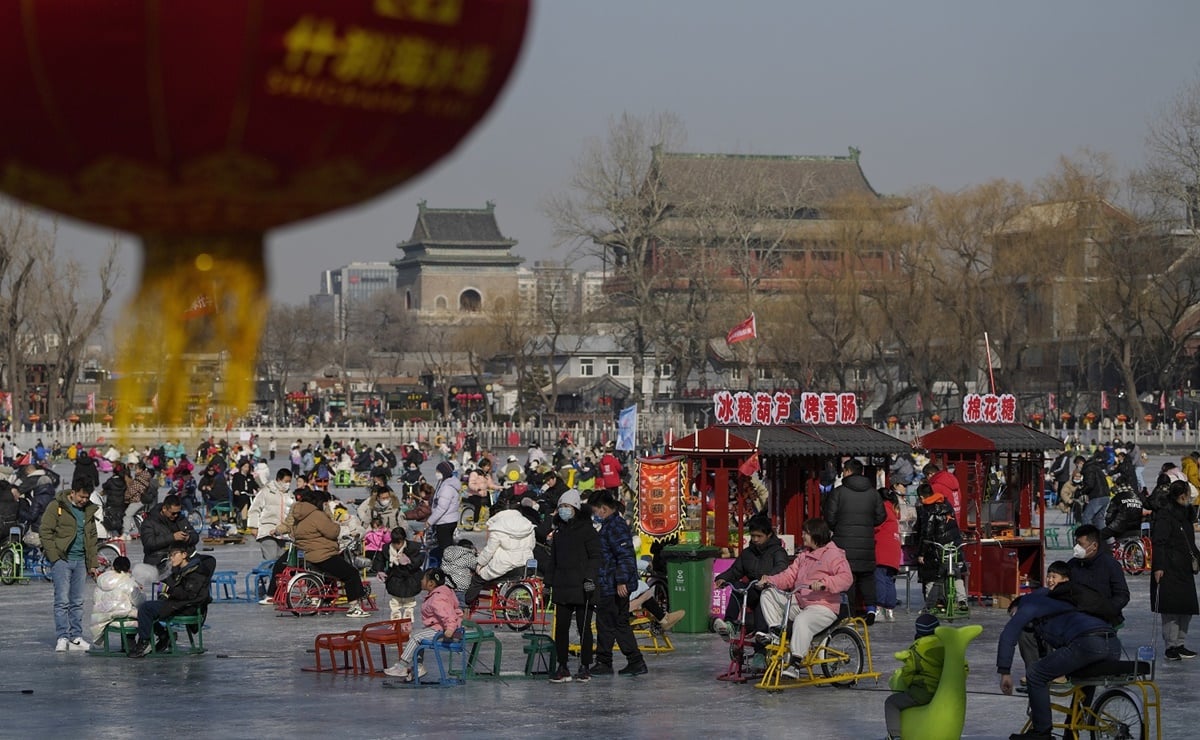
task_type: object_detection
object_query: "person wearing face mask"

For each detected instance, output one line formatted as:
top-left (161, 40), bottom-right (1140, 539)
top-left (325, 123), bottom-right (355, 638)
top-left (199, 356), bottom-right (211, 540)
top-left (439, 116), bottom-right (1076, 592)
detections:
top-left (427, 461), bottom-right (461, 559)
top-left (357, 483), bottom-right (404, 532)
top-left (1015, 523), bottom-right (1129, 687)
top-left (589, 489), bottom-right (648, 678)
top-left (997, 561), bottom-right (1122, 740)
top-left (544, 489), bottom-right (601, 683)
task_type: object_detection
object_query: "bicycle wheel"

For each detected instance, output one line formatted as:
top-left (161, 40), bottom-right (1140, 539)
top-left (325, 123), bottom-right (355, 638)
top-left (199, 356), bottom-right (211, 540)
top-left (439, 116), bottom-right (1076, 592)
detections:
top-left (96, 544), bottom-right (122, 574)
top-left (502, 582), bottom-right (536, 631)
top-left (1089, 688), bottom-right (1144, 740)
top-left (458, 506), bottom-right (476, 529)
top-left (1120, 540), bottom-right (1147, 575)
top-left (819, 625), bottom-right (865, 686)
top-left (284, 573), bottom-right (325, 614)
top-left (0, 548), bottom-right (17, 585)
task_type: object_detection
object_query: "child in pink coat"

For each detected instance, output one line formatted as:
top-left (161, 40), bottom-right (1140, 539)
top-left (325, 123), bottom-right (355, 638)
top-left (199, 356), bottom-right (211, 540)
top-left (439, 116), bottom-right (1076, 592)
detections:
top-left (385, 568), bottom-right (463, 680)
top-left (757, 518), bottom-right (853, 678)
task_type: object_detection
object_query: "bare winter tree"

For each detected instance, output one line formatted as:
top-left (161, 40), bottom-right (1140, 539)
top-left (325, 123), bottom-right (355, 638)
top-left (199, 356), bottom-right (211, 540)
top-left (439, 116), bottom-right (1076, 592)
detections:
top-left (259, 302), bottom-right (333, 414)
top-left (545, 111), bottom-right (687, 406)
top-left (38, 239), bottom-right (122, 420)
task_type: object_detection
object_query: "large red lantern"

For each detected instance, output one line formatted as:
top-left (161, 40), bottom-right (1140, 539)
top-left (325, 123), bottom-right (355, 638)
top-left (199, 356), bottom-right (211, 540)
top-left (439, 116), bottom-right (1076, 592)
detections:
top-left (0, 0), bottom-right (530, 426)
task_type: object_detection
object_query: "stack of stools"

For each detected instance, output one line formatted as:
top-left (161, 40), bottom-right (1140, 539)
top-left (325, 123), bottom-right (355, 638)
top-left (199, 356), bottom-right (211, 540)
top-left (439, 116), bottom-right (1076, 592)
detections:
top-left (360, 618), bottom-right (412, 676)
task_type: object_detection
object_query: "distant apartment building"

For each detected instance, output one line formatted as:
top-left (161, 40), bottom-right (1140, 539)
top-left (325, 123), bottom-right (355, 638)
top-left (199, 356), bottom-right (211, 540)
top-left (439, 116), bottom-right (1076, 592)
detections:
top-left (310, 261), bottom-right (397, 338)
top-left (517, 262), bottom-right (609, 318)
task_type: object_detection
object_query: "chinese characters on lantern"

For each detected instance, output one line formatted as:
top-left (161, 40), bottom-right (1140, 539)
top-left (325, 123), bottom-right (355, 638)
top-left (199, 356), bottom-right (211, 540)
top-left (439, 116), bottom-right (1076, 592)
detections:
top-left (712, 391), bottom-right (858, 426)
top-left (961, 393), bottom-right (1017, 423)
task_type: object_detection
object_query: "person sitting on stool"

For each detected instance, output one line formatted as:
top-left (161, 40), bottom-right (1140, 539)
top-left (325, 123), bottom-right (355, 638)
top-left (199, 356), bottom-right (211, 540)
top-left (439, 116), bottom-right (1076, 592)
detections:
top-left (128, 545), bottom-right (213, 658)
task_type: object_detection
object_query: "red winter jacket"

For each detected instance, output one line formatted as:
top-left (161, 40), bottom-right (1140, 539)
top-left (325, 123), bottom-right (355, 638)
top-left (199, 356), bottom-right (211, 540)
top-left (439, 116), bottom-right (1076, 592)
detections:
top-left (599, 453), bottom-right (622, 489)
top-left (874, 500), bottom-right (902, 571)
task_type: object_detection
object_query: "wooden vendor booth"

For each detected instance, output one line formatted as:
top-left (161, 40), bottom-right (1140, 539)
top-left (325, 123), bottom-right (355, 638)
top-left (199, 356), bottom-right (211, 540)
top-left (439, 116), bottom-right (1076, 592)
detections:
top-left (914, 394), bottom-right (1063, 602)
top-left (665, 390), bottom-right (910, 552)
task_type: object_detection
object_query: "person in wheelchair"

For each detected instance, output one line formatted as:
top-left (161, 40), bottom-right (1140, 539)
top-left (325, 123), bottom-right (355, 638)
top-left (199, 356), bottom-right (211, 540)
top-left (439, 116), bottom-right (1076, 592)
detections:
top-left (756, 517), bottom-right (853, 680)
top-left (711, 514), bottom-right (789, 638)
top-left (998, 561), bottom-right (1122, 740)
top-left (462, 500), bottom-right (535, 606)
top-left (128, 545), bottom-right (215, 657)
top-left (276, 489), bottom-right (371, 618)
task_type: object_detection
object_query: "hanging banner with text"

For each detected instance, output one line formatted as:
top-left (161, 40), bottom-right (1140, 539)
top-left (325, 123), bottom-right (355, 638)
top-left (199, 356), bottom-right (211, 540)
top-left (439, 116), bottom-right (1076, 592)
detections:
top-left (712, 391), bottom-right (858, 426)
top-left (961, 393), bottom-right (1018, 423)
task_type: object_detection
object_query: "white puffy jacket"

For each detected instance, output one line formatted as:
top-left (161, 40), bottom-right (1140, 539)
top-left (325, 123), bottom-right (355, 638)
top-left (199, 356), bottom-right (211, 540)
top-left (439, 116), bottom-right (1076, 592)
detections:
top-left (247, 480), bottom-right (294, 538)
top-left (476, 510), bottom-right (536, 581)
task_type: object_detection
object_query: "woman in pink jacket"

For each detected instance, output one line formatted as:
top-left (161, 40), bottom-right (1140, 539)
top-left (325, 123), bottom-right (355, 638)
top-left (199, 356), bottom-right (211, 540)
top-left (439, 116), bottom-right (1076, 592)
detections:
top-left (757, 518), bottom-right (852, 679)
top-left (384, 568), bottom-right (464, 680)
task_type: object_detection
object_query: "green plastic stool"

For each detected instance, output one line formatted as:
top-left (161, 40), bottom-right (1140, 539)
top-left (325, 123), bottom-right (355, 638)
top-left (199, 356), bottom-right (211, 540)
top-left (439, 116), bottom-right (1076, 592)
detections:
top-left (160, 613), bottom-right (206, 655)
top-left (522, 633), bottom-right (556, 676)
top-left (91, 616), bottom-right (139, 656)
top-left (462, 620), bottom-right (503, 677)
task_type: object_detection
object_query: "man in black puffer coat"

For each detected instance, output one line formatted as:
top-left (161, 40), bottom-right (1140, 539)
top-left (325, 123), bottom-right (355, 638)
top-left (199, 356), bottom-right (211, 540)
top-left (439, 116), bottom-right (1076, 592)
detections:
top-left (823, 458), bottom-right (885, 623)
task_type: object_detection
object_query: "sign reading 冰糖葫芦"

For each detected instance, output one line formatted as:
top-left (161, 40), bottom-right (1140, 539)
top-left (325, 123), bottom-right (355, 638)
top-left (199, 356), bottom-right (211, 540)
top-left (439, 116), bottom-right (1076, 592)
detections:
top-left (712, 391), bottom-right (859, 426)
top-left (961, 393), bottom-right (1017, 423)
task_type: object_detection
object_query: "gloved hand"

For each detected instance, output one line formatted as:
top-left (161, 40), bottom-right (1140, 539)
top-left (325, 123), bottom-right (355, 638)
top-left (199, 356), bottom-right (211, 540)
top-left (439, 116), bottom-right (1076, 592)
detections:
top-left (582, 579), bottom-right (595, 594)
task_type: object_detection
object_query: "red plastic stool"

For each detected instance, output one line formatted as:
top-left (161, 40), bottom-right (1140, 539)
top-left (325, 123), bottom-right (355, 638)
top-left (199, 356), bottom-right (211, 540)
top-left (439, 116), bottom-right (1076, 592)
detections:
top-left (360, 618), bottom-right (413, 676)
top-left (303, 630), bottom-right (366, 674)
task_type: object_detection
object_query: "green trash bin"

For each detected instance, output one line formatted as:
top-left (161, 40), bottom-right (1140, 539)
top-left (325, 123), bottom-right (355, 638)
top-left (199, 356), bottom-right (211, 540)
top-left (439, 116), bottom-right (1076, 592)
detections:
top-left (661, 544), bottom-right (720, 633)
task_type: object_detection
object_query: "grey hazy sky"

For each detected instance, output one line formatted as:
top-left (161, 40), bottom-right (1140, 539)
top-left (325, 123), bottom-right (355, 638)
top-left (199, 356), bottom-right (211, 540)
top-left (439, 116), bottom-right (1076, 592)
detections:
top-left (37, 0), bottom-right (1200, 311)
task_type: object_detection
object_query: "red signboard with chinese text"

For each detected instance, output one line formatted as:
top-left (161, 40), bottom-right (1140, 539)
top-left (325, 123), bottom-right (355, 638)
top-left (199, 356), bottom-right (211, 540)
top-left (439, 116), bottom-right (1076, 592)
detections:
top-left (961, 393), bottom-right (1017, 423)
top-left (712, 390), bottom-right (858, 425)
top-left (635, 457), bottom-right (686, 541)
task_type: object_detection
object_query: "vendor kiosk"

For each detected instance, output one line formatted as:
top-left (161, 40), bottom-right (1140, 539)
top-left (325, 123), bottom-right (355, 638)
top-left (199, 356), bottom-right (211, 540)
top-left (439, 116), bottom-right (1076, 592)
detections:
top-left (666, 390), bottom-right (910, 552)
top-left (914, 417), bottom-right (1062, 602)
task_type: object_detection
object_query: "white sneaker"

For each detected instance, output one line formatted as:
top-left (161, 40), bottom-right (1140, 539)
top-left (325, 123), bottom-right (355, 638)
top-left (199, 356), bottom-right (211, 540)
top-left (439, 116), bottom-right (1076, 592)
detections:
top-left (55, 638), bottom-right (68, 653)
top-left (67, 637), bottom-right (92, 651)
top-left (781, 664), bottom-right (801, 680)
top-left (712, 618), bottom-right (731, 637)
top-left (258, 597), bottom-right (275, 605)
top-left (883, 608), bottom-right (895, 622)
top-left (383, 663), bottom-right (410, 678)
top-left (345, 606), bottom-right (369, 618)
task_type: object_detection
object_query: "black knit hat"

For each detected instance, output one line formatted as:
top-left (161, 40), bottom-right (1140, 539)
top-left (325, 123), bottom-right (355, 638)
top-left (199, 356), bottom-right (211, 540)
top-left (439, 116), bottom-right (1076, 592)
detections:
top-left (915, 613), bottom-right (940, 638)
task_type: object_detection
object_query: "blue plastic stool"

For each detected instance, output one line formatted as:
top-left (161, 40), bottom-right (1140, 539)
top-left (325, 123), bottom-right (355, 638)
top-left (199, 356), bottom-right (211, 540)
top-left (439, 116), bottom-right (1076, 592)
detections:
top-left (210, 571), bottom-right (239, 602)
top-left (244, 560), bottom-right (276, 602)
top-left (411, 628), bottom-right (468, 686)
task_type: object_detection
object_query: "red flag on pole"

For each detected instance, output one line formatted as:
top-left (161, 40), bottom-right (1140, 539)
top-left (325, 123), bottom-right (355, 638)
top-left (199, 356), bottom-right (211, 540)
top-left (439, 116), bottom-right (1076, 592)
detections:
top-left (915, 394), bottom-right (924, 412)
top-left (1101, 391), bottom-right (1109, 411)
top-left (1048, 392), bottom-right (1056, 410)
top-left (726, 314), bottom-right (757, 345)
top-left (738, 451), bottom-right (760, 477)
top-left (1161, 392), bottom-right (1167, 410)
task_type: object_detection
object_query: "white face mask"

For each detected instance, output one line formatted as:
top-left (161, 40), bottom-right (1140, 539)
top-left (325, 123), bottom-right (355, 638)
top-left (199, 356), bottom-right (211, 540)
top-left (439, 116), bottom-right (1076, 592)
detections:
top-left (436, 473), bottom-right (444, 481)
top-left (1072, 544), bottom-right (1088, 560)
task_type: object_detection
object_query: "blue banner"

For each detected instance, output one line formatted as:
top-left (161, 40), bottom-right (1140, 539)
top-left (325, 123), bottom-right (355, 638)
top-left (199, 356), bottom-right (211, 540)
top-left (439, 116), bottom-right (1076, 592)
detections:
top-left (616, 404), bottom-right (637, 452)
